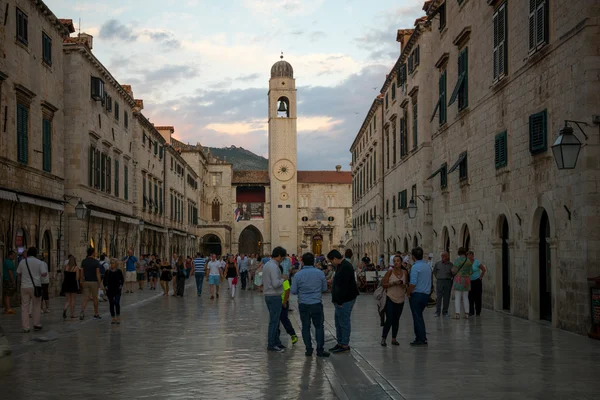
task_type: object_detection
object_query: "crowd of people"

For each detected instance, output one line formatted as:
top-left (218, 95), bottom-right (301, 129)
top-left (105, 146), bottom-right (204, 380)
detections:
top-left (2, 243), bottom-right (487, 353)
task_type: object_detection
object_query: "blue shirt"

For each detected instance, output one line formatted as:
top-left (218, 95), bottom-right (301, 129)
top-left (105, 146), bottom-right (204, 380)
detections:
top-left (409, 260), bottom-right (432, 295)
top-left (281, 258), bottom-right (291, 275)
top-left (238, 257), bottom-right (249, 272)
top-left (123, 255), bottom-right (138, 272)
top-left (193, 257), bottom-right (206, 273)
top-left (470, 259), bottom-right (482, 280)
top-left (291, 265), bottom-right (327, 305)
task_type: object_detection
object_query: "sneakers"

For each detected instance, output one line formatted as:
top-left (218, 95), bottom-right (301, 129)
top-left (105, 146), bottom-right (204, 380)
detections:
top-left (332, 346), bottom-right (350, 354)
top-left (268, 347), bottom-right (285, 353)
top-left (317, 351), bottom-right (330, 358)
top-left (329, 344), bottom-right (340, 352)
top-left (93, 315), bottom-right (102, 320)
top-left (409, 341), bottom-right (428, 347)
top-left (305, 350), bottom-right (313, 357)
top-left (291, 335), bottom-right (298, 344)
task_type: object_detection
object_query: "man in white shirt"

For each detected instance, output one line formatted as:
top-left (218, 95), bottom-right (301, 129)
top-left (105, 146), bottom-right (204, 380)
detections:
top-left (16, 247), bottom-right (48, 333)
top-left (205, 254), bottom-right (223, 300)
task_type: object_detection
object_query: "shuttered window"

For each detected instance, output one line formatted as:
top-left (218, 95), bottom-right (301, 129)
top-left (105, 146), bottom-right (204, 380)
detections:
top-left (124, 112), bottom-right (129, 129)
top-left (16, 8), bottom-right (28, 45)
top-left (143, 176), bottom-right (147, 209)
top-left (94, 149), bottom-right (101, 188)
top-left (412, 100), bottom-right (418, 149)
top-left (88, 146), bottom-right (94, 186)
top-left (439, 3), bottom-right (446, 31)
top-left (42, 118), bottom-right (52, 172)
top-left (106, 156), bottom-right (112, 193)
top-left (154, 183), bottom-right (158, 213)
top-left (529, 110), bottom-right (547, 154)
top-left (159, 185), bottom-right (163, 215)
top-left (391, 82), bottom-right (396, 100)
top-left (495, 131), bottom-right (508, 168)
top-left (449, 47), bottom-right (469, 110)
top-left (114, 159), bottom-right (120, 197)
top-left (100, 154), bottom-right (106, 191)
top-left (439, 70), bottom-right (447, 124)
top-left (17, 104), bottom-right (29, 164)
top-left (440, 163), bottom-right (448, 189)
top-left (493, 2), bottom-right (508, 81)
top-left (124, 165), bottom-right (129, 201)
top-left (385, 93), bottom-right (389, 109)
top-left (42, 33), bottom-right (52, 65)
top-left (529, 0), bottom-right (548, 52)
top-left (398, 63), bottom-right (407, 86)
top-left (114, 101), bottom-right (120, 120)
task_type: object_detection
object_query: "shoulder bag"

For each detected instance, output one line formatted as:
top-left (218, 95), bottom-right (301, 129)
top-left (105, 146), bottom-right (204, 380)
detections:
top-left (25, 260), bottom-right (43, 297)
top-left (451, 259), bottom-right (468, 277)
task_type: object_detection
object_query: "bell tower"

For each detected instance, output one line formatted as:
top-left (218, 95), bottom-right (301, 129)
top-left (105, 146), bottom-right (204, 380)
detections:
top-left (268, 54), bottom-right (298, 254)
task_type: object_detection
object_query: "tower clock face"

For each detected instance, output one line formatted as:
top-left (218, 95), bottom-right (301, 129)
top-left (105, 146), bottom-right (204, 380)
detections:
top-left (273, 159), bottom-right (295, 182)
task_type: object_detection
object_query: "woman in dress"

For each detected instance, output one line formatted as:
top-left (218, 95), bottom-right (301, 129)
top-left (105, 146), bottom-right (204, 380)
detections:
top-left (452, 247), bottom-right (474, 319)
top-left (224, 255), bottom-right (239, 299)
top-left (380, 255), bottom-right (408, 346)
top-left (176, 256), bottom-right (187, 297)
top-left (159, 258), bottom-right (172, 296)
top-left (254, 256), bottom-right (263, 293)
top-left (62, 256), bottom-right (80, 319)
top-left (103, 258), bottom-right (124, 324)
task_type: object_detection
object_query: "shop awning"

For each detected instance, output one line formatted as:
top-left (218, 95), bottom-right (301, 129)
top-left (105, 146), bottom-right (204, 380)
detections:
top-left (120, 216), bottom-right (139, 225)
top-left (90, 210), bottom-right (116, 221)
top-left (0, 189), bottom-right (18, 202)
top-left (145, 225), bottom-right (167, 233)
top-left (18, 194), bottom-right (64, 211)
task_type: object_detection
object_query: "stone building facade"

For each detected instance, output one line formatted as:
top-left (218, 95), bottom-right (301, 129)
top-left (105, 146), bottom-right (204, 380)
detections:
top-left (351, 0), bottom-right (600, 334)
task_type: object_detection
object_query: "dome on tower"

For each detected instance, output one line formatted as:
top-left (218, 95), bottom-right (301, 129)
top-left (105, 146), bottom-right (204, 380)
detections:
top-left (271, 57), bottom-right (294, 79)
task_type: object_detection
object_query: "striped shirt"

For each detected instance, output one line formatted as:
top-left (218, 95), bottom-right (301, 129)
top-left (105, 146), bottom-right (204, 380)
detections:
top-left (193, 257), bottom-right (206, 273)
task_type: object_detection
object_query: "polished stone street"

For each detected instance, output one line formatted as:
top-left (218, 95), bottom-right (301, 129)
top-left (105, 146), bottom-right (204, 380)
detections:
top-left (1, 282), bottom-right (599, 400)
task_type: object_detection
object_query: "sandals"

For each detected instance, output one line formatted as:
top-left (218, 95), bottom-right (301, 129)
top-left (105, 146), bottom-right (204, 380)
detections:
top-left (391, 340), bottom-right (400, 346)
top-left (380, 339), bottom-right (387, 347)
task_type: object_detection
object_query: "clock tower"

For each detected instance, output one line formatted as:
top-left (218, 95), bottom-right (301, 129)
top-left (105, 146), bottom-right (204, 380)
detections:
top-left (268, 55), bottom-right (298, 253)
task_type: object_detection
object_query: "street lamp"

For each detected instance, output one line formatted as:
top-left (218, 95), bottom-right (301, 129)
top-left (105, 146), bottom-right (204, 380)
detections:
top-left (369, 217), bottom-right (376, 231)
top-left (351, 226), bottom-right (357, 237)
top-left (168, 230), bottom-right (173, 238)
top-left (139, 220), bottom-right (145, 232)
top-left (345, 230), bottom-right (350, 240)
top-left (551, 121), bottom-right (588, 170)
top-left (74, 199), bottom-right (87, 220)
top-left (408, 195), bottom-right (431, 220)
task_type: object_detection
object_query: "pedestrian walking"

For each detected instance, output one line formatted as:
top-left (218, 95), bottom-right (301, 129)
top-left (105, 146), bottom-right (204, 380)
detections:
top-left (79, 247), bottom-right (105, 320)
top-left (248, 253), bottom-right (257, 290)
top-left (192, 253), bottom-right (206, 296)
top-left (40, 256), bottom-right (50, 313)
top-left (147, 255), bottom-right (159, 290)
top-left (380, 255), bottom-right (408, 346)
top-left (16, 247), bottom-right (48, 332)
top-left (160, 259), bottom-right (172, 296)
top-left (238, 254), bottom-right (249, 290)
top-left (263, 246), bottom-right (286, 352)
top-left (98, 254), bottom-right (109, 301)
top-left (62, 255), bottom-right (79, 319)
top-left (407, 247), bottom-right (432, 347)
top-left (467, 251), bottom-right (487, 316)
top-left (3, 250), bottom-right (17, 315)
top-left (137, 254), bottom-right (147, 290)
top-left (254, 261), bottom-right (264, 293)
top-left (224, 255), bottom-right (239, 299)
top-left (291, 252), bottom-right (329, 357)
top-left (452, 247), bottom-right (474, 320)
top-left (433, 252), bottom-right (453, 317)
top-left (122, 250), bottom-right (138, 293)
top-left (278, 266), bottom-right (298, 346)
top-left (327, 249), bottom-right (359, 354)
top-left (206, 254), bottom-right (223, 300)
top-left (103, 259), bottom-right (124, 324)
top-left (176, 256), bottom-right (186, 297)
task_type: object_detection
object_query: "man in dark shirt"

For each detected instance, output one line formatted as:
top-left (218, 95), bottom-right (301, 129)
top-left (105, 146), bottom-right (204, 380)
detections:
top-left (328, 250), bottom-right (359, 354)
top-left (79, 247), bottom-right (104, 320)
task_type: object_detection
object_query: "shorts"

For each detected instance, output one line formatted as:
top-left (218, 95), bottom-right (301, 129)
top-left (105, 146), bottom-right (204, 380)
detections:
top-left (42, 283), bottom-right (50, 300)
top-left (137, 272), bottom-right (145, 281)
top-left (83, 281), bottom-right (99, 298)
top-left (148, 271), bottom-right (158, 278)
top-left (125, 271), bottom-right (137, 282)
top-left (208, 275), bottom-right (220, 285)
top-left (3, 280), bottom-right (16, 297)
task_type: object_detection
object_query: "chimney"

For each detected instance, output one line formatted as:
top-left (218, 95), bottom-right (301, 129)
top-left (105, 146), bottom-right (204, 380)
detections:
top-left (396, 29), bottom-right (414, 53)
top-left (78, 33), bottom-right (93, 50)
top-left (335, 165), bottom-right (342, 172)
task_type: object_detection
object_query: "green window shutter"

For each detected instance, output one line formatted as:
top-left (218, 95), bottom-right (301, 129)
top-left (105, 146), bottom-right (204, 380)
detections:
top-left (159, 146), bottom-right (164, 160)
top-left (373, 151), bottom-right (377, 180)
top-left (17, 104), bottom-right (29, 164)
top-left (100, 154), bottom-right (106, 191)
top-left (413, 101), bottom-right (418, 149)
top-left (124, 112), bottom-right (128, 129)
top-left (115, 101), bottom-right (119, 120)
top-left (495, 131), bottom-right (508, 168)
top-left (160, 186), bottom-right (163, 215)
top-left (106, 156), bottom-right (112, 193)
top-left (114, 159), bottom-right (120, 197)
top-left (391, 83), bottom-right (396, 100)
top-left (385, 93), bottom-right (389, 109)
top-left (459, 47), bottom-right (469, 109)
top-left (154, 183), bottom-right (158, 213)
top-left (440, 70), bottom-right (447, 125)
top-left (88, 146), bottom-right (94, 186)
top-left (154, 142), bottom-right (158, 155)
top-left (94, 149), bottom-right (101, 188)
top-left (124, 165), bottom-right (129, 200)
top-left (42, 118), bottom-right (52, 172)
top-left (529, 110), bottom-right (547, 154)
top-left (42, 33), bottom-right (52, 65)
top-left (440, 163), bottom-right (448, 189)
top-left (143, 176), bottom-right (146, 208)
top-left (494, 3), bottom-right (508, 80)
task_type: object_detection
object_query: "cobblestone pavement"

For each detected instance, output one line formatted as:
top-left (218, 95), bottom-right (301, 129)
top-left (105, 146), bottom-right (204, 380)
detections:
top-left (1, 282), bottom-right (599, 400)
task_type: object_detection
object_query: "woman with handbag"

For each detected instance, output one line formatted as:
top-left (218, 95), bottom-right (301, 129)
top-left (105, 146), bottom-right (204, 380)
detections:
top-left (452, 247), bottom-right (474, 319)
top-left (380, 255), bottom-right (408, 346)
top-left (224, 255), bottom-right (239, 299)
top-left (62, 256), bottom-right (80, 319)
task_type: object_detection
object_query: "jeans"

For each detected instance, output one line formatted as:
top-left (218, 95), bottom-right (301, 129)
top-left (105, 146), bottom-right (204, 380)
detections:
top-left (455, 290), bottom-right (469, 314)
top-left (21, 288), bottom-right (41, 330)
top-left (108, 291), bottom-right (121, 317)
top-left (195, 273), bottom-right (205, 295)
top-left (382, 297), bottom-right (405, 340)
top-left (435, 279), bottom-right (452, 315)
top-left (409, 292), bottom-right (429, 343)
top-left (176, 275), bottom-right (186, 296)
top-left (334, 298), bottom-right (355, 346)
top-left (299, 303), bottom-right (325, 353)
top-left (265, 295), bottom-right (283, 348)
top-left (279, 301), bottom-right (296, 337)
top-left (469, 278), bottom-right (483, 315)
top-left (240, 270), bottom-right (248, 289)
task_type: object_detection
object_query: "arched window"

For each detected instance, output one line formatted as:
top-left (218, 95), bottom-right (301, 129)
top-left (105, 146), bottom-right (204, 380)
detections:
top-left (277, 96), bottom-right (290, 118)
top-left (212, 199), bottom-right (221, 222)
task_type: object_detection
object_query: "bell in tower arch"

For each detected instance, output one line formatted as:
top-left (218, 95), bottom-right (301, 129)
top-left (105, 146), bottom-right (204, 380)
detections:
top-left (277, 97), bottom-right (289, 118)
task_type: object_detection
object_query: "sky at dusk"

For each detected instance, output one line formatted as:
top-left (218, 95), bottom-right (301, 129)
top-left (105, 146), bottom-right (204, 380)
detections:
top-left (46, 0), bottom-right (425, 170)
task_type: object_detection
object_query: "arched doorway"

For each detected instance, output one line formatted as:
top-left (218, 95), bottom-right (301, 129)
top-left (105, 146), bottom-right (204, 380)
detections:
top-left (539, 210), bottom-right (551, 321)
top-left (239, 226), bottom-right (263, 255)
top-left (201, 234), bottom-right (222, 256)
top-left (501, 216), bottom-right (510, 311)
top-left (312, 234), bottom-right (323, 256)
top-left (403, 237), bottom-right (409, 253)
top-left (41, 230), bottom-right (52, 271)
top-left (413, 234), bottom-right (418, 249)
top-left (392, 238), bottom-right (397, 253)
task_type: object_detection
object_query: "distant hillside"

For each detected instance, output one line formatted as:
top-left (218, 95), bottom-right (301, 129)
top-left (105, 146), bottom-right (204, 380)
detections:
top-left (208, 146), bottom-right (268, 171)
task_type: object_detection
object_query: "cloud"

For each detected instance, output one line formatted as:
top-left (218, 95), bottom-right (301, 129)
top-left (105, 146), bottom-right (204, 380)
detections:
top-left (237, 73), bottom-right (261, 82)
top-left (98, 19), bottom-right (138, 41)
top-left (144, 30), bottom-right (182, 50)
top-left (243, 0), bottom-right (325, 16)
top-left (309, 31), bottom-right (326, 42)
